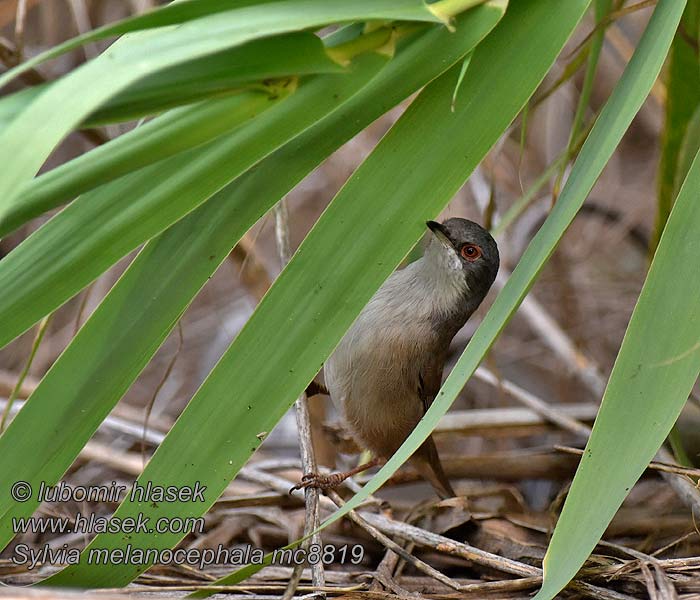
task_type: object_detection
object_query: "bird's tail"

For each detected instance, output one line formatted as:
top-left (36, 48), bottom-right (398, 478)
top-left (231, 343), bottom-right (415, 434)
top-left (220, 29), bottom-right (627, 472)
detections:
top-left (413, 436), bottom-right (456, 499)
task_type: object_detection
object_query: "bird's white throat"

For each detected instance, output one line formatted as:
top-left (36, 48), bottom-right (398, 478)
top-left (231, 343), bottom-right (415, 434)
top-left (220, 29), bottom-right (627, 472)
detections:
top-left (414, 237), bottom-right (470, 307)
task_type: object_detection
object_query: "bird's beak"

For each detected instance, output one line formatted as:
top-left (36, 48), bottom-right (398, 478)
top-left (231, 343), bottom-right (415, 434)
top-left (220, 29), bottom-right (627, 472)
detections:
top-left (426, 220), bottom-right (453, 249)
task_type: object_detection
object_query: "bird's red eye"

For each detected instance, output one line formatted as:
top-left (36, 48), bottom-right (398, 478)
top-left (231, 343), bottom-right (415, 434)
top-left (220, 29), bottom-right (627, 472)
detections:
top-left (461, 244), bottom-right (482, 261)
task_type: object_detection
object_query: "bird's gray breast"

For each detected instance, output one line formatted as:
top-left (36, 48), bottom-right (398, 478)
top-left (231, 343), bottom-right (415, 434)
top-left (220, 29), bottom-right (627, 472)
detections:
top-left (324, 262), bottom-right (466, 453)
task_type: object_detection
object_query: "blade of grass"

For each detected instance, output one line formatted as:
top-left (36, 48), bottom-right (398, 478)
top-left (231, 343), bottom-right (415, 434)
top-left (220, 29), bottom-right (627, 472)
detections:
top-left (536, 146), bottom-right (700, 600)
top-left (572, 0), bottom-right (613, 149)
top-left (0, 316), bottom-right (51, 432)
top-left (84, 31), bottom-right (343, 124)
top-left (194, 1), bottom-right (600, 595)
top-left (40, 0), bottom-right (600, 589)
top-left (0, 5), bottom-right (505, 555)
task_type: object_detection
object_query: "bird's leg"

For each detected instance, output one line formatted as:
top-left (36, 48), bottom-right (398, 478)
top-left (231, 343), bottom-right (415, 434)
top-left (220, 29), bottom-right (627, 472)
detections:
top-left (290, 456), bottom-right (383, 493)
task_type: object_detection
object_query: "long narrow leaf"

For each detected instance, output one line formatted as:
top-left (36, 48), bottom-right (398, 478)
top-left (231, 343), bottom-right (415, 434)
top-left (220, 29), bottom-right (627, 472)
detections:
top-left (536, 148), bottom-right (700, 599)
top-left (1, 28), bottom-right (355, 236)
top-left (85, 31), bottom-right (343, 124)
top-left (190, 0), bottom-right (598, 593)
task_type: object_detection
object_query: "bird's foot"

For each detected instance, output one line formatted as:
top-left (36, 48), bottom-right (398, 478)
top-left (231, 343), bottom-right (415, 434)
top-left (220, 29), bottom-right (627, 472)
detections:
top-left (289, 471), bottom-right (348, 493)
top-left (289, 458), bottom-right (383, 494)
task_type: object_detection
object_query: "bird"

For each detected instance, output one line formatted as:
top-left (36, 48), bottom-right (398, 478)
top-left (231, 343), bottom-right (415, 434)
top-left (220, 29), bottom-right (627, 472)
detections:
top-left (295, 218), bottom-right (499, 498)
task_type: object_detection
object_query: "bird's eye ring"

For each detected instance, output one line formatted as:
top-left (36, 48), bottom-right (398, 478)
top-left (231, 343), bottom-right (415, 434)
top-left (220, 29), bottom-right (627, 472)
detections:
top-left (460, 244), bottom-right (482, 262)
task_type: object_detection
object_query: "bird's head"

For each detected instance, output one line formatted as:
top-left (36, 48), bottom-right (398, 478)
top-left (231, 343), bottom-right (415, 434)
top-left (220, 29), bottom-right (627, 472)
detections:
top-left (425, 218), bottom-right (500, 297)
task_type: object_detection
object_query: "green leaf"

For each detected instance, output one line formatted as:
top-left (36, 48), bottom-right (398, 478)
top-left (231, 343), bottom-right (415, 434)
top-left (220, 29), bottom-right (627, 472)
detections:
top-left (1, 28), bottom-right (364, 236)
top-left (0, 0), bottom-right (444, 223)
top-left (0, 1), bottom-right (277, 84)
top-left (0, 85), bottom-right (46, 129)
top-left (537, 151), bottom-right (700, 599)
top-left (0, 54), bottom-right (389, 350)
top-left (38, 0), bottom-right (604, 589)
top-left (567, 0), bottom-right (612, 157)
top-left (531, 1), bottom-right (691, 597)
top-left (33, 3), bottom-right (507, 588)
top-left (85, 32), bottom-right (343, 124)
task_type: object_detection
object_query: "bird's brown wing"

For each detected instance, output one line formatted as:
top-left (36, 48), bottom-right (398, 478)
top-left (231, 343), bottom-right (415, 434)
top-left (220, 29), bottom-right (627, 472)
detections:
top-left (415, 352), bottom-right (456, 499)
top-left (417, 351), bottom-right (445, 413)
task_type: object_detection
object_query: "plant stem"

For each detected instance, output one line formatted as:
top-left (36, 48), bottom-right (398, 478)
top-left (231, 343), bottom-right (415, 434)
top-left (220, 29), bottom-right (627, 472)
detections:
top-left (0, 315), bottom-right (51, 432)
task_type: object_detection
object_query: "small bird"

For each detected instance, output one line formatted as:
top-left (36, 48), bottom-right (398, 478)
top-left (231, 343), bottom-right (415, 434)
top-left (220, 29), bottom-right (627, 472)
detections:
top-left (296, 218), bottom-right (499, 498)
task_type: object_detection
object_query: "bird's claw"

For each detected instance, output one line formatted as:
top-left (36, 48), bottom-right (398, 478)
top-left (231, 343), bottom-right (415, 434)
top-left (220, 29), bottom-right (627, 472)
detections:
top-left (289, 472), bottom-right (346, 494)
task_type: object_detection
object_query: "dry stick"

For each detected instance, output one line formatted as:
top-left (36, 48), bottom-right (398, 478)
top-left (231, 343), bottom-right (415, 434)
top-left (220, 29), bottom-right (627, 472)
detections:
top-left (326, 490), bottom-right (462, 592)
top-left (281, 563), bottom-right (305, 600)
top-left (0, 397), bottom-right (169, 449)
top-left (0, 0), bottom-right (38, 30)
top-left (91, 585), bottom-right (364, 596)
top-left (369, 550), bottom-right (402, 593)
top-left (359, 513), bottom-right (636, 600)
top-left (435, 402), bottom-right (598, 438)
top-left (474, 366), bottom-right (590, 437)
top-left (274, 198), bottom-right (326, 599)
top-left (14, 0), bottom-right (27, 60)
top-left (496, 271), bottom-right (607, 397)
top-left (555, 446), bottom-right (700, 480)
top-left (0, 314), bottom-right (51, 432)
top-left (508, 510), bottom-right (685, 587)
top-left (496, 270), bottom-right (700, 517)
top-left (238, 466), bottom-right (458, 593)
top-left (651, 532), bottom-right (698, 559)
top-left (66, 0), bottom-right (97, 60)
top-left (141, 322), bottom-right (184, 466)
top-left (371, 494), bottom-right (465, 593)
